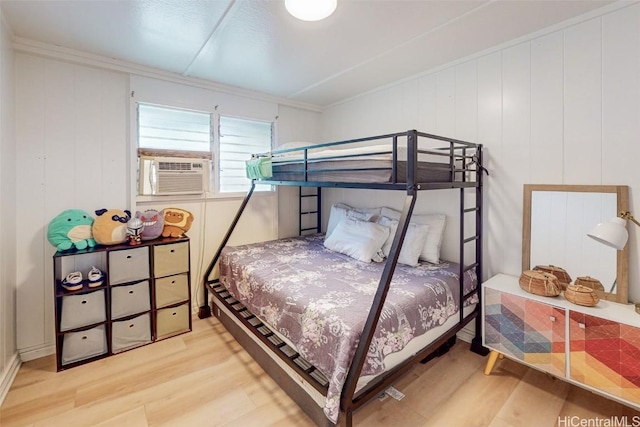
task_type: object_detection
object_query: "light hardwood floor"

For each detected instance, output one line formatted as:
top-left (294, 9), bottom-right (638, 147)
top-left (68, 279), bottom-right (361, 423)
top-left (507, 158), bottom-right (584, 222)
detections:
top-left (2, 316), bottom-right (639, 427)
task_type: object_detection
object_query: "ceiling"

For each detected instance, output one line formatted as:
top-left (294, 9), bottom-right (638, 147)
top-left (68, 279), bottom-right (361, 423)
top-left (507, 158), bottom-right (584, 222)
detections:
top-left (1, 0), bottom-right (617, 108)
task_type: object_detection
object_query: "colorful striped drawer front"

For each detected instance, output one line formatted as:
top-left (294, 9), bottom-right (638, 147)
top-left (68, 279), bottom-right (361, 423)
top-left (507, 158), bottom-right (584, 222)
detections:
top-left (485, 287), bottom-right (565, 376)
top-left (570, 312), bottom-right (640, 404)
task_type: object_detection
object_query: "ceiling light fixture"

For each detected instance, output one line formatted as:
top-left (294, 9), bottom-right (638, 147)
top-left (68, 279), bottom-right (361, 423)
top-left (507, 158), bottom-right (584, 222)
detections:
top-left (285, 0), bottom-right (337, 21)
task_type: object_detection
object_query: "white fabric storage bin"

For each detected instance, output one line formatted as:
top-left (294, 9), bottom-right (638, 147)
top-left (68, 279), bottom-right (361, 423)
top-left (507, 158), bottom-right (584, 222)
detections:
top-left (155, 274), bottom-right (189, 308)
top-left (108, 246), bottom-right (150, 285)
top-left (111, 280), bottom-right (150, 320)
top-left (112, 313), bottom-right (152, 353)
top-left (156, 303), bottom-right (190, 339)
top-left (60, 289), bottom-right (106, 332)
top-left (61, 325), bottom-right (107, 365)
top-left (153, 242), bottom-right (189, 278)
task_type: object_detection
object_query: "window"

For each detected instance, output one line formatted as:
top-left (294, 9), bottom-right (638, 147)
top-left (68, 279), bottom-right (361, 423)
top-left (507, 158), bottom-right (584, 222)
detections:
top-left (138, 104), bottom-right (212, 158)
top-left (136, 103), bottom-right (273, 196)
top-left (219, 116), bottom-right (273, 193)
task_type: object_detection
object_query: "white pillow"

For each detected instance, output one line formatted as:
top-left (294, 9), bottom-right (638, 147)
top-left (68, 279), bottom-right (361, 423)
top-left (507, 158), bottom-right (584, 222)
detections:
top-left (377, 216), bottom-right (430, 267)
top-left (380, 206), bottom-right (446, 264)
top-left (324, 218), bottom-right (389, 263)
top-left (325, 203), bottom-right (382, 238)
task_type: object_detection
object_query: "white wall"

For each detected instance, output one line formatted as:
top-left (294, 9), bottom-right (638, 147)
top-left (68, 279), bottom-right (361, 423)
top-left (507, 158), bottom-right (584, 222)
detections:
top-left (274, 105), bottom-right (322, 239)
top-left (0, 9), bottom-right (18, 404)
top-left (13, 57), bottom-right (319, 361)
top-left (321, 3), bottom-right (640, 303)
top-left (14, 55), bottom-right (129, 360)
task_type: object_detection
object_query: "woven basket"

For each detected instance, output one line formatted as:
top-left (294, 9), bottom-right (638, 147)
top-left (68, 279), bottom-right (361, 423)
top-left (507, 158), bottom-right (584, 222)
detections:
top-left (533, 265), bottom-right (572, 289)
top-left (564, 284), bottom-right (600, 307)
top-left (575, 276), bottom-right (605, 292)
top-left (519, 270), bottom-right (562, 297)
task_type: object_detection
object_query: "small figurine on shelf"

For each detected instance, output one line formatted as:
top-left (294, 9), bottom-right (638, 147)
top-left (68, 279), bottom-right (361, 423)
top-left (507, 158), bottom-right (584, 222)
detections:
top-left (126, 217), bottom-right (144, 246)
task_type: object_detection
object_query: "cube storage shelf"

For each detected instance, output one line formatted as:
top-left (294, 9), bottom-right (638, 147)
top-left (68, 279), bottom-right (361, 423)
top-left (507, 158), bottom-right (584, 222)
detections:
top-left (53, 236), bottom-right (191, 371)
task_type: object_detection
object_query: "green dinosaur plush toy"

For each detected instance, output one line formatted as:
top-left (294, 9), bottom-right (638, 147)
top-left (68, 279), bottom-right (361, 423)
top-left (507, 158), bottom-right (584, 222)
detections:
top-left (47, 209), bottom-right (96, 251)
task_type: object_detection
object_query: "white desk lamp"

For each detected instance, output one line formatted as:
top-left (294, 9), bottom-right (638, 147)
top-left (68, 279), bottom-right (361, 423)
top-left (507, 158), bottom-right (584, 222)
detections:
top-left (588, 211), bottom-right (638, 294)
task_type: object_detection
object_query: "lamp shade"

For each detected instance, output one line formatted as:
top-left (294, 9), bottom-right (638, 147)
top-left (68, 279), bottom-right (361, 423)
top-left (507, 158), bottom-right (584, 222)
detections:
top-left (587, 217), bottom-right (628, 250)
top-left (285, 0), bottom-right (337, 21)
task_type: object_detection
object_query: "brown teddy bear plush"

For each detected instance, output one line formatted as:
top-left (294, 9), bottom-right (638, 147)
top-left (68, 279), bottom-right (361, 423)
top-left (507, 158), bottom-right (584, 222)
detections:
top-left (92, 208), bottom-right (131, 245)
top-left (161, 207), bottom-right (194, 237)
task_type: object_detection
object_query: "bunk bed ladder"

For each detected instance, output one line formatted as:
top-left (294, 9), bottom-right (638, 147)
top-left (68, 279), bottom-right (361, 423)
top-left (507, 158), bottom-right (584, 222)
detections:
top-left (459, 187), bottom-right (479, 321)
top-left (299, 187), bottom-right (322, 235)
top-left (468, 146), bottom-right (489, 355)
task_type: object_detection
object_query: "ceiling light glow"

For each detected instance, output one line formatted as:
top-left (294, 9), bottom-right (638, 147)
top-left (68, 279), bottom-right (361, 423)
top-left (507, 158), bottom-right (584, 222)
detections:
top-left (285, 0), bottom-right (337, 21)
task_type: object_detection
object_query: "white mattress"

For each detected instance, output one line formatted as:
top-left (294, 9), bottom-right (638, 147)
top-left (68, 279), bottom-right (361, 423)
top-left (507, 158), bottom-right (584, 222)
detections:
top-left (273, 144), bottom-right (436, 163)
top-left (270, 144), bottom-right (452, 184)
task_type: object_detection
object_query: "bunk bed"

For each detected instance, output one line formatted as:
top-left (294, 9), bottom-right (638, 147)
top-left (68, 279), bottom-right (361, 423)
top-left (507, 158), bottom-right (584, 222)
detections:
top-left (198, 130), bottom-right (488, 426)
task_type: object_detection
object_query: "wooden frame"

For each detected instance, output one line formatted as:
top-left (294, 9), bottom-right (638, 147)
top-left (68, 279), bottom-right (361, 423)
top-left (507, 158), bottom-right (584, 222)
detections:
top-left (522, 184), bottom-right (629, 304)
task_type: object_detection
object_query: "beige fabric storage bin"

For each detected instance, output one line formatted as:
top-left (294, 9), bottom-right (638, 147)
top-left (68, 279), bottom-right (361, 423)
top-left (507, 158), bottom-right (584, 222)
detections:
top-left (112, 312), bottom-right (152, 353)
top-left (155, 274), bottom-right (189, 308)
top-left (111, 280), bottom-right (150, 320)
top-left (60, 289), bottom-right (106, 332)
top-left (153, 242), bottom-right (189, 278)
top-left (109, 246), bottom-right (150, 285)
top-left (156, 303), bottom-right (190, 339)
top-left (61, 325), bottom-right (107, 365)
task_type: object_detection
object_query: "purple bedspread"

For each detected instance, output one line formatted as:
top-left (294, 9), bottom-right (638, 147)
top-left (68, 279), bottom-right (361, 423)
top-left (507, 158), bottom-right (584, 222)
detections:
top-left (219, 234), bottom-right (477, 423)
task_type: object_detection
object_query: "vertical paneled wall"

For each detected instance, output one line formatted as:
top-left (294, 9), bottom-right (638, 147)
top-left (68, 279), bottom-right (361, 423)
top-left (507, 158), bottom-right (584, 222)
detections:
top-left (13, 59), bottom-right (317, 361)
top-left (15, 55), bottom-right (129, 359)
top-left (275, 105), bottom-right (322, 239)
top-left (321, 4), bottom-right (640, 302)
top-left (0, 8), bottom-right (17, 403)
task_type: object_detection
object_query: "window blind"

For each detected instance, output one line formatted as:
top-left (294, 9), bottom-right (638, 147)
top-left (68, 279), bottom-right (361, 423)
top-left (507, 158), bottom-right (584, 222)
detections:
top-left (138, 104), bottom-right (212, 159)
top-left (219, 116), bottom-right (273, 193)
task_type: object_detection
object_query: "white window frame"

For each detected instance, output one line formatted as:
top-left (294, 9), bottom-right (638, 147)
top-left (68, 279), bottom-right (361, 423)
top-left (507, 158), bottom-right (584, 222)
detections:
top-left (134, 101), bottom-right (275, 202)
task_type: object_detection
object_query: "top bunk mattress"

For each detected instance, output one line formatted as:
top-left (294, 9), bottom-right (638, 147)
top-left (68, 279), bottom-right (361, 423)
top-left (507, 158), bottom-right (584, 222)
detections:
top-left (270, 144), bottom-right (452, 183)
top-left (219, 233), bottom-right (477, 423)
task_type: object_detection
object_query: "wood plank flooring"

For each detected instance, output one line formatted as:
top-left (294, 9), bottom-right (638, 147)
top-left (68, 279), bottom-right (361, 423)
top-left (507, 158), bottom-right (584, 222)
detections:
top-left (2, 316), bottom-right (639, 426)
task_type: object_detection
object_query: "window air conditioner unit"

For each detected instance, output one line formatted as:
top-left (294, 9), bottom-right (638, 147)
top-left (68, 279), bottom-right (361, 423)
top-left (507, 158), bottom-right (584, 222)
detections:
top-left (139, 157), bottom-right (210, 196)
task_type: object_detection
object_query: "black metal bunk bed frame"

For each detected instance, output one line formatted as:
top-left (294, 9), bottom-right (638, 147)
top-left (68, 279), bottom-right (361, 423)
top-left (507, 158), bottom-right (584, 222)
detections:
top-left (198, 129), bottom-right (489, 427)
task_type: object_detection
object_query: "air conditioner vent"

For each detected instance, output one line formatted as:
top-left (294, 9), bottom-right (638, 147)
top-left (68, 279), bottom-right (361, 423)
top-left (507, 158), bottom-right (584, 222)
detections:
top-left (158, 161), bottom-right (194, 172)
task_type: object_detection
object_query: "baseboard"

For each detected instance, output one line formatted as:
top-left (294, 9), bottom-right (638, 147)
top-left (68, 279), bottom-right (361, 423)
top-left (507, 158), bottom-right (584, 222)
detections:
top-left (19, 343), bottom-right (55, 362)
top-left (0, 353), bottom-right (22, 406)
top-left (456, 323), bottom-right (475, 344)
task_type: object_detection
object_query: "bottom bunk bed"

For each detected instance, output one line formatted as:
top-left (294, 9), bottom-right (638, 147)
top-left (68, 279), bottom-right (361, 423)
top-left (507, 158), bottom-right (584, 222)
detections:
top-left (207, 233), bottom-right (479, 426)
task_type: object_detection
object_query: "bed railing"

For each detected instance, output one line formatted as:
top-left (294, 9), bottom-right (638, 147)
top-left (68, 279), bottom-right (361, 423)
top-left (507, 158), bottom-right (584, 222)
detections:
top-left (249, 130), bottom-right (483, 191)
top-left (198, 129), bottom-right (487, 427)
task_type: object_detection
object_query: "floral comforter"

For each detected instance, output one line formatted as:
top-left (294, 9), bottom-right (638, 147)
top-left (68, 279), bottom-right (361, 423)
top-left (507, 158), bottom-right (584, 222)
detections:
top-left (219, 234), bottom-right (477, 423)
